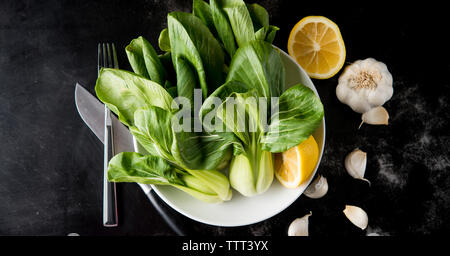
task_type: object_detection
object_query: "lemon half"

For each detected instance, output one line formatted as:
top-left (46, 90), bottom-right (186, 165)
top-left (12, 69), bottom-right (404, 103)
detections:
top-left (288, 16), bottom-right (346, 79)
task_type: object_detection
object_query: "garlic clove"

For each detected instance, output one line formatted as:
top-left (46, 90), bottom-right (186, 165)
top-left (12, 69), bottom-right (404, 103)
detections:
top-left (345, 148), bottom-right (370, 185)
top-left (359, 106), bottom-right (389, 129)
top-left (343, 205), bottom-right (368, 230)
top-left (288, 212), bottom-right (312, 236)
top-left (304, 175), bottom-right (328, 199)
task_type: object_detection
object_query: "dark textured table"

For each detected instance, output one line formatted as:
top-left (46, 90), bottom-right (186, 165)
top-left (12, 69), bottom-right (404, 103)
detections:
top-left (0, 0), bottom-right (448, 236)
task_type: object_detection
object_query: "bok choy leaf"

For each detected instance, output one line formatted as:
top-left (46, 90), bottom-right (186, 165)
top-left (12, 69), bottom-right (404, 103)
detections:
top-left (210, 0), bottom-right (238, 58)
top-left (208, 0), bottom-right (278, 60)
top-left (246, 3), bottom-right (279, 43)
top-left (226, 40), bottom-right (285, 99)
top-left (130, 106), bottom-right (233, 202)
top-left (261, 84), bottom-right (324, 152)
top-left (108, 152), bottom-right (231, 203)
top-left (246, 3), bottom-right (269, 31)
top-left (193, 0), bottom-right (218, 37)
top-left (158, 28), bottom-right (171, 52)
top-left (95, 68), bottom-right (173, 127)
top-left (216, 0), bottom-right (255, 47)
top-left (125, 36), bottom-right (167, 86)
top-left (168, 11), bottom-right (225, 99)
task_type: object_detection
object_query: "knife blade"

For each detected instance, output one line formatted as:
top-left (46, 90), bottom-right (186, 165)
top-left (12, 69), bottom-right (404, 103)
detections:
top-left (75, 83), bottom-right (135, 153)
top-left (74, 83), bottom-right (188, 235)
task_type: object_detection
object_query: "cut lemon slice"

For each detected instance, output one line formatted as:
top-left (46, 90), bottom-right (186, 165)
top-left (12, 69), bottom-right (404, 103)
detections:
top-left (288, 16), bottom-right (346, 79)
top-left (274, 135), bottom-right (319, 188)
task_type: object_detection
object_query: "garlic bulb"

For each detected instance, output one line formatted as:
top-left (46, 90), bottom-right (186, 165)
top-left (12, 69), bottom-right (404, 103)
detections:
top-left (304, 175), bottom-right (328, 199)
top-left (343, 205), bottom-right (368, 230)
top-left (345, 148), bottom-right (370, 185)
top-left (336, 58), bottom-right (393, 113)
top-left (359, 106), bottom-right (389, 128)
top-left (288, 212), bottom-right (312, 236)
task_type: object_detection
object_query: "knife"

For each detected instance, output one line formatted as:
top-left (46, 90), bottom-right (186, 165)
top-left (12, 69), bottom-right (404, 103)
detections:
top-left (75, 82), bottom-right (188, 235)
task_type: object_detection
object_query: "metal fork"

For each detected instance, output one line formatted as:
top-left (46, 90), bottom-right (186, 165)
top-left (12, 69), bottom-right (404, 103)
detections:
top-left (98, 43), bottom-right (118, 227)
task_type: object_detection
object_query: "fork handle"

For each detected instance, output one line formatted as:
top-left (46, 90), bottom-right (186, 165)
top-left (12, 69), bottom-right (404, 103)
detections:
top-left (103, 108), bottom-right (118, 227)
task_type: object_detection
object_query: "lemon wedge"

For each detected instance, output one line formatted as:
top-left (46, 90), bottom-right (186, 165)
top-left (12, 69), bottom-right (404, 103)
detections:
top-left (274, 135), bottom-right (319, 188)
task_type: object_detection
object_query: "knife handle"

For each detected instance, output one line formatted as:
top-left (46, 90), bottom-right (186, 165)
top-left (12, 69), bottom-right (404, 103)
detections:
top-left (103, 109), bottom-right (118, 227)
top-left (144, 188), bottom-right (188, 236)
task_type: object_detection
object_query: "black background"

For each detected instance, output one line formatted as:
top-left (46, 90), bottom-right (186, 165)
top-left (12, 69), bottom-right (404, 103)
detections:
top-left (0, 0), bottom-right (449, 236)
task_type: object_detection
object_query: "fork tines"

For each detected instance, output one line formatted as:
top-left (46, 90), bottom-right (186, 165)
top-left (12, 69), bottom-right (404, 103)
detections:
top-left (98, 43), bottom-right (119, 75)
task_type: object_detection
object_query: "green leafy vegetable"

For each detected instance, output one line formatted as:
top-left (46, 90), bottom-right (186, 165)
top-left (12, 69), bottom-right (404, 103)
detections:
top-left (96, 69), bottom-right (232, 203)
top-left (130, 106), bottom-right (232, 201)
top-left (218, 0), bottom-right (255, 47)
top-left (96, 0), bottom-right (322, 203)
top-left (209, 1), bottom-right (278, 49)
top-left (168, 11), bottom-right (225, 98)
top-left (246, 3), bottom-right (269, 31)
top-left (229, 149), bottom-right (273, 196)
top-left (261, 84), bottom-right (324, 152)
top-left (226, 40), bottom-right (285, 99)
top-left (193, 0), bottom-right (218, 36)
top-left (173, 57), bottom-right (198, 103)
top-left (210, 0), bottom-right (238, 58)
top-left (208, 0), bottom-right (278, 61)
top-left (125, 36), bottom-right (167, 86)
top-left (158, 28), bottom-right (171, 52)
top-left (108, 152), bottom-right (181, 185)
top-left (201, 41), bottom-right (324, 197)
top-left (131, 106), bottom-right (232, 171)
top-left (158, 52), bottom-right (176, 89)
top-left (264, 25), bottom-right (279, 43)
top-left (108, 152), bottom-right (231, 203)
top-left (133, 107), bottom-right (175, 162)
top-left (217, 90), bottom-right (274, 196)
top-left (95, 68), bottom-right (173, 126)
top-left (246, 4), bottom-right (279, 43)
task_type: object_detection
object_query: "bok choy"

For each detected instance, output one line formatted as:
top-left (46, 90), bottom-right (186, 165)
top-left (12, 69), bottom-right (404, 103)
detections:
top-left (95, 9), bottom-right (238, 203)
top-left (94, 0), bottom-right (324, 202)
top-left (201, 41), bottom-right (324, 197)
top-left (108, 152), bottom-right (231, 203)
top-left (95, 68), bottom-right (232, 203)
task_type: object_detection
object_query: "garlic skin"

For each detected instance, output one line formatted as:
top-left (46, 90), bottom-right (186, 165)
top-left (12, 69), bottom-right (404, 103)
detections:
top-left (336, 58), bottom-right (393, 113)
top-left (304, 175), bottom-right (328, 199)
top-left (288, 212), bottom-right (312, 236)
top-left (359, 106), bottom-right (389, 128)
top-left (345, 148), bottom-right (370, 185)
top-left (343, 205), bottom-right (368, 230)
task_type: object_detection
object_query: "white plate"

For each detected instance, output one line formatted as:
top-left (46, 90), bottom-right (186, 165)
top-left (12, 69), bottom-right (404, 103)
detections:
top-left (134, 47), bottom-right (326, 227)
